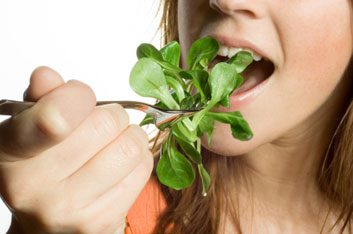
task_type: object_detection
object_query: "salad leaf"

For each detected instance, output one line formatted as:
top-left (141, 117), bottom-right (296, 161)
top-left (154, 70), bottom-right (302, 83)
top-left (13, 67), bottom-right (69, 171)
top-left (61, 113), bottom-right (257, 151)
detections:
top-left (180, 70), bottom-right (209, 104)
top-left (156, 140), bottom-right (195, 190)
top-left (161, 41), bottom-right (181, 66)
top-left (206, 111), bottom-right (253, 141)
top-left (198, 115), bottom-right (215, 146)
top-left (219, 95), bottom-right (230, 108)
top-left (172, 121), bottom-right (198, 143)
top-left (187, 36), bottom-right (219, 70)
top-left (175, 136), bottom-right (202, 164)
top-left (165, 75), bottom-right (185, 103)
top-left (139, 114), bottom-right (154, 126)
top-left (129, 37), bottom-right (255, 195)
top-left (137, 43), bottom-right (164, 61)
top-left (228, 51), bottom-right (254, 73)
top-left (198, 164), bottom-right (211, 196)
top-left (129, 57), bottom-right (179, 109)
top-left (208, 62), bottom-right (243, 105)
top-left (180, 94), bottom-right (196, 110)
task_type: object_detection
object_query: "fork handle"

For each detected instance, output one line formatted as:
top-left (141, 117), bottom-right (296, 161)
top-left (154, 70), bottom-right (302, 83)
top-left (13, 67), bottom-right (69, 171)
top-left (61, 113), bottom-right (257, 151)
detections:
top-left (0, 99), bottom-right (152, 116)
top-left (0, 100), bottom-right (35, 116)
top-left (96, 101), bottom-right (150, 112)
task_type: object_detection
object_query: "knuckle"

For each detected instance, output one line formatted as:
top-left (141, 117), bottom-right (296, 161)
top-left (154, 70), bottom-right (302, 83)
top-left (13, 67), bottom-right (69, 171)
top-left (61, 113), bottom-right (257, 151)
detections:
top-left (128, 124), bottom-right (149, 149)
top-left (3, 181), bottom-right (74, 231)
top-left (114, 125), bottom-right (149, 161)
top-left (35, 199), bottom-right (75, 231)
top-left (38, 217), bottom-right (77, 233)
top-left (34, 105), bottom-right (70, 139)
top-left (3, 178), bottom-right (37, 211)
top-left (114, 104), bottom-right (129, 123)
top-left (67, 79), bottom-right (96, 101)
top-left (117, 132), bottom-right (144, 160)
top-left (91, 106), bottom-right (129, 139)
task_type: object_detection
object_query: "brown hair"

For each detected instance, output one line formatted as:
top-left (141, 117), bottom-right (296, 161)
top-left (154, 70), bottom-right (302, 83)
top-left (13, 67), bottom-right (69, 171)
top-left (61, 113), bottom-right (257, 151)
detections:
top-left (151, 1), bottom-right (353, 233)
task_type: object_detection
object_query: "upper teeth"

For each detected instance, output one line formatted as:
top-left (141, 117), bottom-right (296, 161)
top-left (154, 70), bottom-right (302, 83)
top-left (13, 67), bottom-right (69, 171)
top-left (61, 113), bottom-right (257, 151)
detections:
top-left (218, 45), bottom-right (262, 61)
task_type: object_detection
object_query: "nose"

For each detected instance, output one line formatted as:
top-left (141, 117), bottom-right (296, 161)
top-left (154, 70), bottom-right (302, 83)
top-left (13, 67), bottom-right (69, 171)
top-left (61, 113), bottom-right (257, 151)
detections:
top-left (209, 0), bottom-right (265, 19)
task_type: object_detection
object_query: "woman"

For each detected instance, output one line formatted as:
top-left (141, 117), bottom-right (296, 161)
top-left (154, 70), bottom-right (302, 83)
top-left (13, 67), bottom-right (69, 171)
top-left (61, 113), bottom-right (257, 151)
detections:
top-left (2, 0), bottom-right (353, 233)
top-left (128, 0), bottom-right (353, 233)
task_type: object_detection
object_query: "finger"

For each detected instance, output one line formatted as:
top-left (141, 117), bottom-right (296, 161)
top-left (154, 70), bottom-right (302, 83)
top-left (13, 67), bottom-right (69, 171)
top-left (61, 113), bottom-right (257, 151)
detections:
top-left (23, 66), bottom-right (65, 101)
top-left (45, 103), bottom-right (130, 179)
top-left (73, 152), bottom-right (153, 234)
top-left (0, 80), bottom-right (96, 159)
top-left (64, 124), bottom-right (149, 204)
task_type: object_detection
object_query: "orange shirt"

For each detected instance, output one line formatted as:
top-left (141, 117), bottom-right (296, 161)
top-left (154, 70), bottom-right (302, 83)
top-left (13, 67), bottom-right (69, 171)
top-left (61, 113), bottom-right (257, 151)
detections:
top-left (125, 178), bottom-right (167, 234)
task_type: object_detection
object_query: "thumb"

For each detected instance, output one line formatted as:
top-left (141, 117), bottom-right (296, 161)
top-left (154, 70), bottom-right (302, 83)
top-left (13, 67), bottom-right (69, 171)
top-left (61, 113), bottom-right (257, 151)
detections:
top-left (0, 66), bottom-right (96, 160)
top-left (23, 66), bottom-right (66, 102)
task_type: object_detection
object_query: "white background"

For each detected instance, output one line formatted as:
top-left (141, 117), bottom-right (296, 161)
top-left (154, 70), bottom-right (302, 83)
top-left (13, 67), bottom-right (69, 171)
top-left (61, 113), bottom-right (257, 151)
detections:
top-left (0, 0), bottom-right (162, 231)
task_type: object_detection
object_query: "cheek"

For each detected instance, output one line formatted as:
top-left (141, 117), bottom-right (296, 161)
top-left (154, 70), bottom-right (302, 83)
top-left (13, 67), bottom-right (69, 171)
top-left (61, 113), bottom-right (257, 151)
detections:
top-left (279, 1), bottom-right (353, 98)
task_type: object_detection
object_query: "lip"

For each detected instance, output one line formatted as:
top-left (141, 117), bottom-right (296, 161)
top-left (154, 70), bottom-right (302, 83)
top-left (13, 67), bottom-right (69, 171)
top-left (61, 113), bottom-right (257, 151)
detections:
top-left (229, 74), bottom-right (272, 108)
top-left (210, 34), bottom-right (272, 62)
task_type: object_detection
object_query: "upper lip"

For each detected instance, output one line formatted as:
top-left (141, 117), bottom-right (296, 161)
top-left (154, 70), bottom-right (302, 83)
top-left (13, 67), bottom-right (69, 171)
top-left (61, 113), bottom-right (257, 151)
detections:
top-left (210, 34), bottom-right (272, 62)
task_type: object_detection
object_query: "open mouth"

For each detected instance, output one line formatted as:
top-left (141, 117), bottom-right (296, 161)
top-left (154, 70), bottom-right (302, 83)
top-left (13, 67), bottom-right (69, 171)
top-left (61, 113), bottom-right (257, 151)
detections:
top-left (234, 57), bottom-right (274, 95)
top-left (209, 54), bottom-right (275, 96)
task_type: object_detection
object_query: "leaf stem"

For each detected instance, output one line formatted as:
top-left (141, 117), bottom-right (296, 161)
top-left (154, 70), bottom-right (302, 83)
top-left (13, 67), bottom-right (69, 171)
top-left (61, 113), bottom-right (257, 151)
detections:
top-left (191, 102), bottom-right (215, 126)
top-left (161, 93), bottom-right (180, 110)
top-left (196, 138), bottom-right (201, 153)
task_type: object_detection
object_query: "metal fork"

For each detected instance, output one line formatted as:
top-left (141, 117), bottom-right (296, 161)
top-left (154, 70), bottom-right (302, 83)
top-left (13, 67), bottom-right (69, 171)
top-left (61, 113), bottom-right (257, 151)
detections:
top-left (0, 99), bottom-right (199, 129)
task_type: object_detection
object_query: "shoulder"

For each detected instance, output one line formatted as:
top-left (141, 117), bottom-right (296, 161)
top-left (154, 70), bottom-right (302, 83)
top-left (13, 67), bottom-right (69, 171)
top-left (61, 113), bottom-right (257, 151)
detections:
top-left (125, 177), bottom-right (167, 234)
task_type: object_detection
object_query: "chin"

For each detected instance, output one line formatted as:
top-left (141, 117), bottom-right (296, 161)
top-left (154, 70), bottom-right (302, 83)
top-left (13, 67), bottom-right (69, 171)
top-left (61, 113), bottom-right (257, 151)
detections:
top-left (200, 122), bottom-right (261, 156)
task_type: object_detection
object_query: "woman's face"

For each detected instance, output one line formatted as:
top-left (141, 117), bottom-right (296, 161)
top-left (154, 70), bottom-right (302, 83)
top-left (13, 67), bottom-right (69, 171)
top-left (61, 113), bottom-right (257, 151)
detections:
top-left (178, 0), bottom-right (353, 156)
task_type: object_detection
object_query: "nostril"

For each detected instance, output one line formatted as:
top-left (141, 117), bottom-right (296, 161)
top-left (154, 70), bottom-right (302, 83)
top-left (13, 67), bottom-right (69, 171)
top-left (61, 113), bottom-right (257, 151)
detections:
top-left (209, 0), bottom-right (257, 19)
top-left (237, 9), bottom-right (256, 19)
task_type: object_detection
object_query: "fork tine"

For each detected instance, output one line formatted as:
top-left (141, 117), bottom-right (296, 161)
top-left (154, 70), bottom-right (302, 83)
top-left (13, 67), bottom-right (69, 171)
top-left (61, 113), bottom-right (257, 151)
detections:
top-left (155, 113), bottom-right (181, 128)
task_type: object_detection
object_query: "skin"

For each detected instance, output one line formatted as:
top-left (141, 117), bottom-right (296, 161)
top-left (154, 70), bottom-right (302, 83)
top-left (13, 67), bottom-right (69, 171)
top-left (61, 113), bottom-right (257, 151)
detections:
top-left (178, 0), bottom-right (353, 233)
top-left (0, 67), bottom-right (153, 233)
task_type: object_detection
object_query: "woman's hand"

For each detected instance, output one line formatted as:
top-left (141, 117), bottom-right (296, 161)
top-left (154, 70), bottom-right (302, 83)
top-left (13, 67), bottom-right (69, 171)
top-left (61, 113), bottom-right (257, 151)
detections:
top-left (0, 66), bottom-right (153, 234)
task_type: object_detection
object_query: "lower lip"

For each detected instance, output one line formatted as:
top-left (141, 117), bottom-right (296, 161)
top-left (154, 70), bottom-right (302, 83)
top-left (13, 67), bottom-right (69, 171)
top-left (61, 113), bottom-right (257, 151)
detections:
top-left (226, 75), bottom-right (272, 109)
